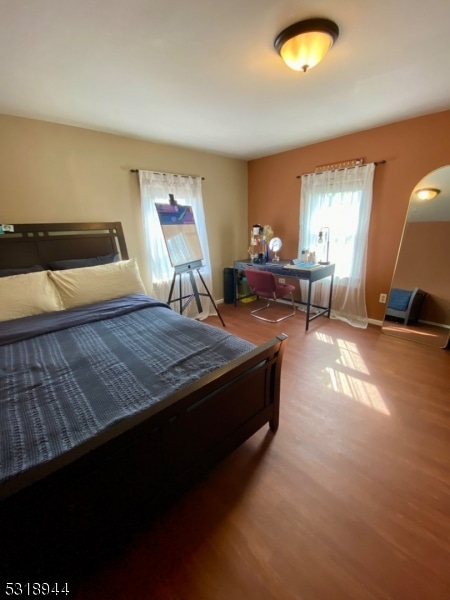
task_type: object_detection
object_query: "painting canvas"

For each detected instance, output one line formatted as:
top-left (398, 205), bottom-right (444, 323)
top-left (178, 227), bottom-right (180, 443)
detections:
top-left (155, 203), bottom-right (203, 268)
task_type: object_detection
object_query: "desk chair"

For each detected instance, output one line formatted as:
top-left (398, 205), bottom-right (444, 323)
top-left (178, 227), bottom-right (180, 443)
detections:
top-left (245, 269), bottom-right (296, 323)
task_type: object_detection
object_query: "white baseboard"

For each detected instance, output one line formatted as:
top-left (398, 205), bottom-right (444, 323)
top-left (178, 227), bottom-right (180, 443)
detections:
top-left (369, 318), bottom-right (383, 327)
top-left (419, 319), bottom-right (450, 329)
top-left (376, 318), bottom-right (449, 329)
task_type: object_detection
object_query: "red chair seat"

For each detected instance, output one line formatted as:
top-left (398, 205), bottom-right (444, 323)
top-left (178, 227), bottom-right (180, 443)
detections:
top-left (244, 269), bottom-right (296, 323)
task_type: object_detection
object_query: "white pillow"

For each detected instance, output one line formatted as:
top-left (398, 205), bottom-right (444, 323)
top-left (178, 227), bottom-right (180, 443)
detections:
top-left (0, 271), bottom-right (62, 322)
top-left (48, 258), bottom-right (147, 309)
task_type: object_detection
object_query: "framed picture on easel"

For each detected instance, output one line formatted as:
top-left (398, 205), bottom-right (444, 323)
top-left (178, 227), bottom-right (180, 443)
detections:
top-left (155, 202), bottom-right (225, 326)
top-left (155, 203), bottom-right (203, 269)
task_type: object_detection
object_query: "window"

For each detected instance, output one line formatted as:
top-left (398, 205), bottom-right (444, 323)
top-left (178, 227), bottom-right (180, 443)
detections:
top-left (299, 164), bottom-right (375, 327)
top-left (138, 171), bottom-right (215, 319)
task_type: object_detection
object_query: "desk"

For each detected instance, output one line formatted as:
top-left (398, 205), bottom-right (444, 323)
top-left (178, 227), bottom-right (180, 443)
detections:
top-left (233, 260), bottom-right (335, 331)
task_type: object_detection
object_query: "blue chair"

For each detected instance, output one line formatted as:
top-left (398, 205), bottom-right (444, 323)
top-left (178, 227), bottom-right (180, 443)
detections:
top-left (385, 287), bottom-right (427, 324)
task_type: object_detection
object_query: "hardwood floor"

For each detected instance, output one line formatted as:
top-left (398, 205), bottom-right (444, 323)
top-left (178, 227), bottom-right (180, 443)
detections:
top-left (77, 302), bottom-right (450, 600)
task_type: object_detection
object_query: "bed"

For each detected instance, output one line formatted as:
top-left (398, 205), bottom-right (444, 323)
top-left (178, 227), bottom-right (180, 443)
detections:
top-left (0, 222), bottom-right (286, 576)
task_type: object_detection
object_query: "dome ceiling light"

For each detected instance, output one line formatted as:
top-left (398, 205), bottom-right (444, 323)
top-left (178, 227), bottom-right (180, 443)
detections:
top-left (274, 18), bottom-right (339, 73)
top-left (416, 188), bottom-right (440, 201)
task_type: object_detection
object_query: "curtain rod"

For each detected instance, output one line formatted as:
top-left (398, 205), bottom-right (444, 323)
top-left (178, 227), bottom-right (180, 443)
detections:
top-left (130, 169), bottom-right (205, 180)
top-left (296, 160), bottom-right (386, 179)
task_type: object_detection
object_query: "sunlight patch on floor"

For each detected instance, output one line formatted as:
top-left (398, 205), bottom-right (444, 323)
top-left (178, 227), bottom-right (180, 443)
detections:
top-left (314, 332), bottom-right (334, 344)
top-left (335, 338), bottom-right (370, 374)
top-left (386, 323), bottom-right (438, 337)
top-left (326, 367), bottom-right (391, 415)
top-left (315, 334), bottom-right (369, 375)
top-left (315, 333), bottom-right (390, 415)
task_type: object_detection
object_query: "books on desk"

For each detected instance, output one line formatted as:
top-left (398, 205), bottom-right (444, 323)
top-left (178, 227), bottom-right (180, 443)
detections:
top-left (284, 262), bottom-right (322, 271)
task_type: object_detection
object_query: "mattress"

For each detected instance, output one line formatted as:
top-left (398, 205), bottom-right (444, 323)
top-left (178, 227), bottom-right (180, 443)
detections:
top-left (0, 294), bottom-right (254, 491)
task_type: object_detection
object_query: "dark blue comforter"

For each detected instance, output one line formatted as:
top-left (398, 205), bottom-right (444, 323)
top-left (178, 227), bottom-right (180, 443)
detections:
top-left (0, 295), bottom-right (255, 492)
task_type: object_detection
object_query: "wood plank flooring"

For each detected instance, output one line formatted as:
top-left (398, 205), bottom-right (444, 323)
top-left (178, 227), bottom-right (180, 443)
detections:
top-left (76, 302), bottom-right (450, 600)
top-left (382, 319), bottom-right (449, 348)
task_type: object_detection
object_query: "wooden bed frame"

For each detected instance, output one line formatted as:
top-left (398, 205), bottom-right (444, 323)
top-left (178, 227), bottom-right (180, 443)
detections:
top-left (0, 222), bottom-right (287, 575)
top-left (0, 221), bottom-right (129, 267)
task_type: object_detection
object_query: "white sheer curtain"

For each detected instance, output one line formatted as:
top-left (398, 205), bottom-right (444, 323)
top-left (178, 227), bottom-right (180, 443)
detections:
top-left (139, 170), bottom-right (216, 320)
top-left (299, 164), bottom-right (375, 328)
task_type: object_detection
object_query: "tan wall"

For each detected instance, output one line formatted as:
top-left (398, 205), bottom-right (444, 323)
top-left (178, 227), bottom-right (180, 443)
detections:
top-left (392, 221), bottom-right (450, 325)
top-left (0, 114), bottom-right (248, 300)
top-left (248, 110), bottom-right (450, 322)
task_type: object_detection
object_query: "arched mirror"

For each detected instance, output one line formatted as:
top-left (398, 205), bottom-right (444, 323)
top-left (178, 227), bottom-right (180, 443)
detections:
top-left (382, 165), bottom-right (450, 348)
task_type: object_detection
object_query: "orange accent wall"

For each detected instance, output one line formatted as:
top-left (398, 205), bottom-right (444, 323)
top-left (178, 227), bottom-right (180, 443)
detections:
top-left (248, 110), bottom-right (450, 322)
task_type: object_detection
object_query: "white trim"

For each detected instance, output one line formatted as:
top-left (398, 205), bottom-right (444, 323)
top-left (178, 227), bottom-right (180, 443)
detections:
top-left (369, 318), bottom-right (383, 327)
top-left (419, 319), bottom-right (450, 329)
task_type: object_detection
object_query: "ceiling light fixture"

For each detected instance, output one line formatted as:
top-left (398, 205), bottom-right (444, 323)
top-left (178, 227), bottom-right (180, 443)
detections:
top-left (416, 188), bottom-right (440, 201)
top-left (274, 18), bottom-right (339, 73)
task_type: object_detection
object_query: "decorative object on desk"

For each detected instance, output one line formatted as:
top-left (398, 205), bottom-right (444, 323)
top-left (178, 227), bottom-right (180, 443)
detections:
top-left (269, 237), bottom-right (282, 261)
top-left (317, 227), bottom-right (330, 265)
top-left (249, 225), bottom-right (262, 261)
top-left (263, 224), bottom-right (273, 241)
top-left (300, 248), bottom-right (316, 262)
top-left (264, 225), bottom-right (274, 261)
top-left (263, 225), bottom-right (273, 262)
top-left (251, 251), bottom-right (266, 264)
top-left (250, 223), bottom-right (273, 263)
top-left (286, 260), bottom-right (321, 270)
top-left (252, 224), bottom-right (264, 235)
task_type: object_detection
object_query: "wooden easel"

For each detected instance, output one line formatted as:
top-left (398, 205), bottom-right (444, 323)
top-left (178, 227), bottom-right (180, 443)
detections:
top-left (167, 261), bottom-right (225, 327)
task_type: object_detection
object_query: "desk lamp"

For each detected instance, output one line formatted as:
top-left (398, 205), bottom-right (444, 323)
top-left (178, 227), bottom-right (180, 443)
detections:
top-left (317, 227), bottom-right (330, 265)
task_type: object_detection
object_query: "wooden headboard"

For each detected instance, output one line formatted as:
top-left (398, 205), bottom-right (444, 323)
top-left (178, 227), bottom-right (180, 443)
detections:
top-left (0, 222), bottom-right (129, 269)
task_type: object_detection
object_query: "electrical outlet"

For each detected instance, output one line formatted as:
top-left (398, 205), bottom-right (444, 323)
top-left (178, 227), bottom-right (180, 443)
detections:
top-left (379, 293), bottom-right (387, 303)
top-left (279, 278), bottom-right (285, 284)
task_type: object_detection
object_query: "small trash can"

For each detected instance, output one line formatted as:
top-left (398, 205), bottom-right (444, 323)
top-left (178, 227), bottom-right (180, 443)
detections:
top-left (238, 276), bottom-right (255, 302)
top-left (223, 267), bottom-right (235, 304)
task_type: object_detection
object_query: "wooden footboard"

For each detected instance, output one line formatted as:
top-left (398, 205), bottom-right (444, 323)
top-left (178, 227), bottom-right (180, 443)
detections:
top-left (160, 332), bottom-right (287, 483)
top-left (1, 333), bottom-right (287, 577)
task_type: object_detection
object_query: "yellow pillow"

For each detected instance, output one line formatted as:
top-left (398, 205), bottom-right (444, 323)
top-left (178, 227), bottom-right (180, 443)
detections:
top-left (48, 258), bottom-right (147, 309)
top-left (0, 271), bottom-right (62, 322)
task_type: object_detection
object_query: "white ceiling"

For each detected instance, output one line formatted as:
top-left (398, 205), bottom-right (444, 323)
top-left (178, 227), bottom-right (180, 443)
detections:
top-left (1, 0), bottom-right (449, 160)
